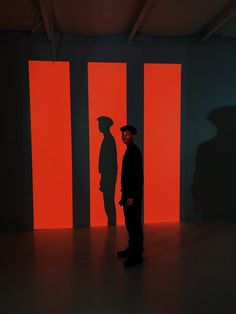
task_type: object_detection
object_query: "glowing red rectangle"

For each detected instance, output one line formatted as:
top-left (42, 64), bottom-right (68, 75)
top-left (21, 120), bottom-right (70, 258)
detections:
top-left (88, 62), bottom-right (127, 227)
top-left (29, 61), bottom-right (73, 229)
top-left (144, 64), bottom-right (181, 223)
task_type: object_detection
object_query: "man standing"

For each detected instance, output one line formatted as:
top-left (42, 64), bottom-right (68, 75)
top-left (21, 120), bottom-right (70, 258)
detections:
top-left (118, 125), bottom-right (144, 267)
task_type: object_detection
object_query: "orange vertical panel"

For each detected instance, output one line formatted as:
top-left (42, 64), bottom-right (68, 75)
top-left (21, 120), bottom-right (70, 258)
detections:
top-left (144, 64), bottom-right (181, 223)
top-left (88, 62), bottom-right (126, 227)
top-left (29, 61), bottom-right (73, 229)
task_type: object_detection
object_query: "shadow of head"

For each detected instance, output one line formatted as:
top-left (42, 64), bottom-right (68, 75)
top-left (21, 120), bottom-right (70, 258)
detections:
top-left (97, 116), bottom-right (114, 134)
top-left (208, 105), bottom-right (236, 132)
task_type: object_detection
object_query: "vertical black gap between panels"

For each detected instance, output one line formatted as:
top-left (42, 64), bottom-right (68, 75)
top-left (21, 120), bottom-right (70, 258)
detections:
top-left (70, 60), bottom-right (90, 228)
top-left (22, 57), bottom-right (34, 230)
top-left (127, 50), bottom-right (144, 223)
top-left (180, 62), bottom-right (187, 222)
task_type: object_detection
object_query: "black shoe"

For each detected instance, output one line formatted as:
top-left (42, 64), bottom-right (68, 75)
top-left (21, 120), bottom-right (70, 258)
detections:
top-left (123, 256), bottom-right (143, 268)
top-left (117, 249), bottom-right (130, 258)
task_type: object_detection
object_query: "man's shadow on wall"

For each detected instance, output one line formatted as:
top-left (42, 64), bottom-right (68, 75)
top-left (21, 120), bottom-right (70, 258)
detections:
top-left (97, 116), bottom-right (117, 226)
top-left (192, 105), bottom-right (236, 221)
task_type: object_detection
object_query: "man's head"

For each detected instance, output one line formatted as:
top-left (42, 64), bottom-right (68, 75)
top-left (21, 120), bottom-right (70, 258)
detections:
top-left (120, 125), bottom-right (137, 145)
top-left (97, 116), bottom-right (113, 133)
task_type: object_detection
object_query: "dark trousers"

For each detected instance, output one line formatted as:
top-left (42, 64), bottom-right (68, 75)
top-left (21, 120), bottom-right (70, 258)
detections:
top-left (123, 196), bottom-right (143, 257)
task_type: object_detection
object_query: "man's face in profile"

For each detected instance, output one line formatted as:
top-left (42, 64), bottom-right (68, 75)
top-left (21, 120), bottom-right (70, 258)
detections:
top-left (98, 121), bottom-right (102, 133)
top-left (98, 121), bottom-right (109, 134)
top-left (122, 130), bottom-right (134, 145)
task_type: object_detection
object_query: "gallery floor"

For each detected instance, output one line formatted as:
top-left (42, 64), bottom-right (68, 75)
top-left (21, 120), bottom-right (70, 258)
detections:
top-left (1, 221), bottom-right (236, 314)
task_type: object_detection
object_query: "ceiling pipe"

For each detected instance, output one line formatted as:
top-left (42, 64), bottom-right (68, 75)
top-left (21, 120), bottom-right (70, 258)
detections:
top-left (128, 0), bottom-right (156, 41)
top-left (29, 10), bottom-right (43, 33)
top-left (37, 0), bottom-right (54, 40)
top-left (37, 0), bottom-right (57, 60)
top-left (201, 1), bottom-right (236, 41)
top-left (31, 19), bottom-right (43, 33)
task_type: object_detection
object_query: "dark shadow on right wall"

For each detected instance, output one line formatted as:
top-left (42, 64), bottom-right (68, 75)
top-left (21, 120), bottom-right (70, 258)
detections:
top-left (192, 105), bottom-right (236, 221)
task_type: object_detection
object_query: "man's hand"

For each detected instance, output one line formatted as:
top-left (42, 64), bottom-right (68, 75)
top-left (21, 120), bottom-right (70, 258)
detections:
top-left (126, 198), bottom-right (134, 206)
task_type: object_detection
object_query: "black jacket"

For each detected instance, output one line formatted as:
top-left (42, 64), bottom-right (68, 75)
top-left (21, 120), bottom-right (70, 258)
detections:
top-left (121, 142), bottom-right (143, 199)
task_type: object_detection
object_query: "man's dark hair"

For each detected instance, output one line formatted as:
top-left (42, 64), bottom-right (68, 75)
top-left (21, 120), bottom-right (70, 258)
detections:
top-left (120, 125), bottom-right (137, 135)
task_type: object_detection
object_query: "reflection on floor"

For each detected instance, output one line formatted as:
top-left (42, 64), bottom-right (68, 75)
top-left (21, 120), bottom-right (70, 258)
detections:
top-left (0, 222), bottom-right (236, 314)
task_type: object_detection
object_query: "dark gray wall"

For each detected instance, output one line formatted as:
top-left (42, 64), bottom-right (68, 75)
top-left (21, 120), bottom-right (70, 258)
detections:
top-left (1, 31), bottom-right (236, 229)
top-left (183, 42), bottom-right (236, 220)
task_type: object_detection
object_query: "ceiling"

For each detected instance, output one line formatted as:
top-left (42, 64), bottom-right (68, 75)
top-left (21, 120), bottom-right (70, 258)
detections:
top-left (0, 0), bottom-right (236, 41)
